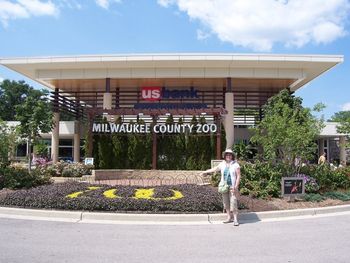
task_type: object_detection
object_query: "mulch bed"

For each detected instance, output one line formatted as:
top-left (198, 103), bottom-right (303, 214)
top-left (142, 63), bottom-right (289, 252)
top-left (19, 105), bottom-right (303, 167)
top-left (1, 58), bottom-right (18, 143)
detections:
top-left (237, 195), bottom-right (350, 212)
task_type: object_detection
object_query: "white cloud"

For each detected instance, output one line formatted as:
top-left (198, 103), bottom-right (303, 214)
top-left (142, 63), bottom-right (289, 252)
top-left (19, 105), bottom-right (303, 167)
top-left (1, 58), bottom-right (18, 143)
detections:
top-left (0, 0), bottom-right (59, 27)
top-left (342, 103), bottom-right (350, 111)
top-left (59, 0), bottom-right (82, 10)
top-left (17, 0), bottom-right (57, 16)
top-left (95, 0), bottom-right (121, 9)
top-left (196, 29), bottom-right (210, 40)
top-left (0, 77), bottom-right (4, 83)
top-left (157, 0), bottom-right (174, 7)
top-left (158, 0), bottom-right (350, 51)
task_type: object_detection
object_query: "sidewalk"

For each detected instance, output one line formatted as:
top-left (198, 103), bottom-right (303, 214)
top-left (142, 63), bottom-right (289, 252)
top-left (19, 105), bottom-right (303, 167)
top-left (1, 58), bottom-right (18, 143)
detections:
top-left (1, 204), bottom-right (350, 225)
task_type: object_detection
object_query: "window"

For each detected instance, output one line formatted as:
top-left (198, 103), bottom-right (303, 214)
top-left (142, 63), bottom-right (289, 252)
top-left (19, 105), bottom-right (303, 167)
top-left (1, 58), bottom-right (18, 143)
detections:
top-left (16, 143), bottom-right (27, 157)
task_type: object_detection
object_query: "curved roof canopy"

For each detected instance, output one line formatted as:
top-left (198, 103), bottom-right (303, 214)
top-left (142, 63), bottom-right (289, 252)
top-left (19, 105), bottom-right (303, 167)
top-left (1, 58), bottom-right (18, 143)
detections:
top-left (0, 53), bottom-right (343, 92)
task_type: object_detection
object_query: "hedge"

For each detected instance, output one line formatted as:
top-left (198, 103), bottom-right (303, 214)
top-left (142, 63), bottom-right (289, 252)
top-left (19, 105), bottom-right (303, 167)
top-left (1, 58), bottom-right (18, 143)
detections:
top-left (0, 182), bottom-right (224, 213)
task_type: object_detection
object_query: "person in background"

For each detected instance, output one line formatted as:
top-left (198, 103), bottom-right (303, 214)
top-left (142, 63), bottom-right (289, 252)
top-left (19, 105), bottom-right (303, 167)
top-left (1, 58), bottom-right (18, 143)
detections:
top-left (318, 152), bottom-right (326, 165)
top-left (338, 160), bottom-right (346, 169)
top-left (201, 149), bottom-right (241, 226)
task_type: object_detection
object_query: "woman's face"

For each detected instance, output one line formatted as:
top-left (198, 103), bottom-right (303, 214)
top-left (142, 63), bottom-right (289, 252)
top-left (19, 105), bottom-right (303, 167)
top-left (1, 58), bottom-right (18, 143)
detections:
top-left (225, 153), bottom-right (233, 162)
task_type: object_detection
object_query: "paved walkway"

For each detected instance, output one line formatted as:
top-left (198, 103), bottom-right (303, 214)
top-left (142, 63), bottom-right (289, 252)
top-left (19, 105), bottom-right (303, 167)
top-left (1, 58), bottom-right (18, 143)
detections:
top-left (1, 213), bottom-right (350, 263)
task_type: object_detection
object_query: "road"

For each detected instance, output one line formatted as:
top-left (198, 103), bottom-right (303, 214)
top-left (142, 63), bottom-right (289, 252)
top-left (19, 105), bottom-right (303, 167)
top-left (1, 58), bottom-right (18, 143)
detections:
top-left (1, 214), bottom-right (350, 263)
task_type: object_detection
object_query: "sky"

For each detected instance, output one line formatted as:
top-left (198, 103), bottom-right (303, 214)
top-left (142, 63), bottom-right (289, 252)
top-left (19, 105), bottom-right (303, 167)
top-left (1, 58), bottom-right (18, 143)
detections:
top-left (0, 0), bottom-right (349, 119)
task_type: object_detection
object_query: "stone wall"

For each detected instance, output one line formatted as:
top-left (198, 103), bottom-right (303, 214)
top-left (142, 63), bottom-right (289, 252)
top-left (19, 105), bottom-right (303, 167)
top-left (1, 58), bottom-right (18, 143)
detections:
top-left (92, 169), bottom-right (210, 185)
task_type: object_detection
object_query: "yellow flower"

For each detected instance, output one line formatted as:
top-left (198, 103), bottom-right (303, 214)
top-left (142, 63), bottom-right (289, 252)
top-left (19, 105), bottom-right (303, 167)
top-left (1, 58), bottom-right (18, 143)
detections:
top-left (66, 186), bottom-right (101, 198)
top-left (88, 186), bottom-right (100, 190)
top-left (134, 188), bottom-right (184, 200)
top-left (103, 189), bottom-right (121, 199)
top-left (134, 188), bottom-right (155, 199)
top-left (66, 187), bottom-right (184, 200)
top-left (66, 191), bottom-right (84, 198)
top-left (162, 190), bottom-right (184, 200)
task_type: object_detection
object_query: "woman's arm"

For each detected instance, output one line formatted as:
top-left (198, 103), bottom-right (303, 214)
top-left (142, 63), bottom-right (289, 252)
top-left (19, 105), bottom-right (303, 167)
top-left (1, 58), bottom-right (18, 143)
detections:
top-left (200, 165), bottom-right (220, 176)
top-left (234, 167), bottom-right (241, 190)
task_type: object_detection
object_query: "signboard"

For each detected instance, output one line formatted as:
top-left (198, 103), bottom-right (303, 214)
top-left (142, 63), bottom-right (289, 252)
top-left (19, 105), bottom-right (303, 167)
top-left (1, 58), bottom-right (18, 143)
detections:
top-left (92, 122), bottom-right (217, 134)
top-left (84, 158), bottom-right (94, 166)
top-left (135, 86), bottom-right (206, 109)
top-left (141, 87), bottom-right (199, 101)
top-left (211, 160), bottom-right (222, 168)
top-left (281, 177), bottom-right (305, 197)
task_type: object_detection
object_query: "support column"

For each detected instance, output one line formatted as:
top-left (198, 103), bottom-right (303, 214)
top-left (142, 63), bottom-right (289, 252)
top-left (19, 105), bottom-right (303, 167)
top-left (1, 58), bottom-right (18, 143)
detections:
top-left (103, 78), bottom-right (113, 121)
top-left (87, 113), bottom-right (93, 158)
top-left (340, 136), bottom-right (347, 165)
top-left (216, 116), bottom-right (222, 159)
top-left (152, 115), bottom-right (157, 170)
top-left (223, 78), bottom-right (234, 149)
top-left (318, 138), bottom-right (324, 156)
top-left (51, 88), bottom-right (60, 164)
top-left (51, 112), bottom-right (60, 163)
top-left (73, 121), bottom-right (81, 163)
top-left (103, 93), bottom-right (112, 109)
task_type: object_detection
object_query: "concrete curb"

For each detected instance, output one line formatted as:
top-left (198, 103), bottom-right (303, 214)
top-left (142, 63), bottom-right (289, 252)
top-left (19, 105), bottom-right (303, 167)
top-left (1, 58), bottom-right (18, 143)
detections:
top-left (1, 205), bottom-right (350, 224)
top-left (0, 207), bottom-right (82, 220)
top-left (81, 212), bottom-right (209, 223)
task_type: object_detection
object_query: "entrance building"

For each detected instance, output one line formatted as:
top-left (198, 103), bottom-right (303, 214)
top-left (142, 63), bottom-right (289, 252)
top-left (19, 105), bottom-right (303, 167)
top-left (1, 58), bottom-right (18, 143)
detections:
top-left (0, 53), bottom-right (344, 168)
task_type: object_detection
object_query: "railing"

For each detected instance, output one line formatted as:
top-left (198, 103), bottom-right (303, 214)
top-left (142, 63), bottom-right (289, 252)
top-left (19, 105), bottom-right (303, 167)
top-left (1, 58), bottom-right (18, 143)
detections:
top-left (50, 88), bottom-right (274, 125)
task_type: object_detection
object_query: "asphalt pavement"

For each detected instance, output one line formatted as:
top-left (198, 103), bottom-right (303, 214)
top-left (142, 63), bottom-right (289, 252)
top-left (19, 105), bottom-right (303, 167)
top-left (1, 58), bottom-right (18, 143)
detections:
top-left (1, 213), bottom-right (350, 263)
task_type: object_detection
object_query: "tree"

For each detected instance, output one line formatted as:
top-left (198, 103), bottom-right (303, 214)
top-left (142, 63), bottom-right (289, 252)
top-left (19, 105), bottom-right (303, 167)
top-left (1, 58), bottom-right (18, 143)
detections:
top-left (0, 121), bottom-right (18, 167)
top-left (334, 111), bottom-right (350, 147)
top-left (250, 89), bottom-right (324, 172)
top-left (196, 116), bottom-right (212, 169)
top-left (158, 115), bottom-right (179, 169)
top-left (329, 111), bottom-right (350, 122)
top-left (0, 80), bottom-right (34, 121)
top-left (15, 89), bottom-right (53, 172)
top-left (127, 119), bottom-right (152, 169)
top-left (186, 116), bottom-right (199, 170)
top-left (111, 117), bottom-right (129, 168)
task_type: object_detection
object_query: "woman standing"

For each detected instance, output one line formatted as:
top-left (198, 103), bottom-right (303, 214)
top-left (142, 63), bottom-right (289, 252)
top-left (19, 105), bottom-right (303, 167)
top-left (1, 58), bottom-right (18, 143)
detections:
top-left (201, 149), bottom-right (241, 226)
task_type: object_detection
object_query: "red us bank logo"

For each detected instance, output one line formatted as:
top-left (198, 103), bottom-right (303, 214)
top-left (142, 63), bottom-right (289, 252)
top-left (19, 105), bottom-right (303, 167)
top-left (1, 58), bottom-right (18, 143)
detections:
top-left (141, 86), bottom-right (199, 101)
top-left (141, 87), bottom-right (162, 101)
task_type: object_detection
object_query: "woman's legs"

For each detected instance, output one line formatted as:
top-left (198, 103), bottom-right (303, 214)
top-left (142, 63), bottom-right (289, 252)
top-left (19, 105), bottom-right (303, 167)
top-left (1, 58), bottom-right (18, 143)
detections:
top-left (230, 191), bottom-right (239, 225)
top-left (222, 192), bottom-right (233, 222)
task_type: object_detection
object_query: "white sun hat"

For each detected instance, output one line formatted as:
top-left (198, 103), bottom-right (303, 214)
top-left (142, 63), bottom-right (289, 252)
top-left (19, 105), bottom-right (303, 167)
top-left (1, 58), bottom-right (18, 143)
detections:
top-left (222, 149), bottom-right (234, 158)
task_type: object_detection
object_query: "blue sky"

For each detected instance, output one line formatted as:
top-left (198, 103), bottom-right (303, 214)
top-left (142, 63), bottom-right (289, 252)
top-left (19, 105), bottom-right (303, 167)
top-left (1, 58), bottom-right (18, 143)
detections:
top-left (0, 0), bottom-right (349, 119)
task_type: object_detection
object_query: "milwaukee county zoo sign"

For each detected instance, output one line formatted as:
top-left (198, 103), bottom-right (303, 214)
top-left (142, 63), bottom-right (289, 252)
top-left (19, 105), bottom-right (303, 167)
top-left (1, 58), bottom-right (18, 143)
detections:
top-left (92, 123), bottom-right (218, 134)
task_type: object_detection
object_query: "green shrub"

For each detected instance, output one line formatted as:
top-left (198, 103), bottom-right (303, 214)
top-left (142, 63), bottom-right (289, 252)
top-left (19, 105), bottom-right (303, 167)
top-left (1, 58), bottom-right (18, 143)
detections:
top-left (303, 193), bottom-right (325, 202)
top-left (0, 173), bottom-right (4, 189)
top-left (210, 172), bottom-right (220, 187)
top-left (33, 141), bottom-right (49, 158)
top-left (61, 163), bottom-right (93, 177)
top-left (239, 161), bottom-right (284, 198)
top-left (303, 191), bottom-right (350, 202)
top-left (323, 191), bottom-right (350, 201)
top-left (300, 164), bottom-right (350, 192)
top-left (0, 166), bottom-right (52, 190)
top-left (40, 162), bottom-right (93, 177)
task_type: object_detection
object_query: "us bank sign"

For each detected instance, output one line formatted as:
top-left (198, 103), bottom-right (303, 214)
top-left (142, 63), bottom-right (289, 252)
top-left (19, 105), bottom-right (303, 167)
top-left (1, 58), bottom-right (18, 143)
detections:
top-left (134, 86), bottom-right (207, 109)
top-left (92, 123), bottom-right (217, 134)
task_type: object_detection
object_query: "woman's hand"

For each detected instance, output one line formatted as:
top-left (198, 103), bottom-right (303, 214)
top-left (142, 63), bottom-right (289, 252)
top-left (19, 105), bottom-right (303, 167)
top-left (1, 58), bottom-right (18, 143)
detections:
top-left (200, 171), bottom-right (207, 177)
top-left (231, 186), bottom-right (239, 194)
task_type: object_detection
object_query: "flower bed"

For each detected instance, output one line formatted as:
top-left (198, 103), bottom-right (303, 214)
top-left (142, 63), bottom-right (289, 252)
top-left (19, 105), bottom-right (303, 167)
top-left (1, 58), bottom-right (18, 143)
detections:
top-left (0, 182), bottom-right (223, 213)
